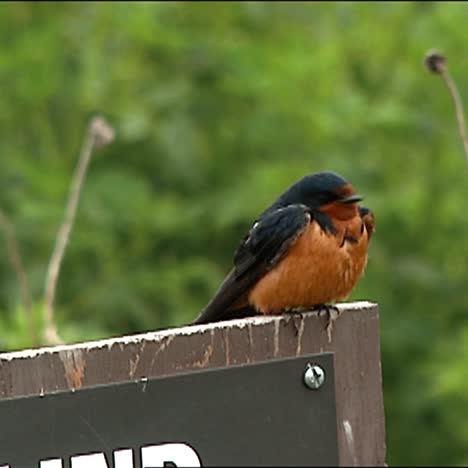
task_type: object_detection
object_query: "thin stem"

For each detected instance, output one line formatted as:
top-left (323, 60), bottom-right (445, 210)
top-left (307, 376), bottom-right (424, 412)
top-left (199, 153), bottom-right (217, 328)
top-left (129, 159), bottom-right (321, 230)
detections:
top-left (425, 50), bottom-right (468, 164)
top-left (439, 67), bottom-right (468, 163)
top-left (43, 116), bottom-right (114, 346)
top-left (0, 209), bottom-right (36, 345)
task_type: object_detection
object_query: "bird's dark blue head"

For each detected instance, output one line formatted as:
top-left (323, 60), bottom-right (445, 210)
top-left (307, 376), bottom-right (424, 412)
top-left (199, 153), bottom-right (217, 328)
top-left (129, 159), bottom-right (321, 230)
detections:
top-left (269, 171), bottom-right (363, 212)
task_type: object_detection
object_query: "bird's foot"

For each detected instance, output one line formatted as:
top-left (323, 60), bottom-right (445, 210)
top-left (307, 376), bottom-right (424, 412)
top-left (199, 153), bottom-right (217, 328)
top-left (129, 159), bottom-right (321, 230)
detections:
top-left (313, 304), bottom-right (341, 343)
top-left (282, 306), bottom-right (306, 336)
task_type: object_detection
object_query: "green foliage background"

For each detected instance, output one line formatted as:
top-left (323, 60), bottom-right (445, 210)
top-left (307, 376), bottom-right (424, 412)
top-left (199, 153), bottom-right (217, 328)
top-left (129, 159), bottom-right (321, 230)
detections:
top-left (1, 2), bottom-right (468, 464)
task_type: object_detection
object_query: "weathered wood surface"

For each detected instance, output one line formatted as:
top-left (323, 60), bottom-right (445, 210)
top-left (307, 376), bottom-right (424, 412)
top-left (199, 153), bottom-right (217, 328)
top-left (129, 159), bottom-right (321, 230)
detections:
top-left (0, 301), bottom-right (385, 466)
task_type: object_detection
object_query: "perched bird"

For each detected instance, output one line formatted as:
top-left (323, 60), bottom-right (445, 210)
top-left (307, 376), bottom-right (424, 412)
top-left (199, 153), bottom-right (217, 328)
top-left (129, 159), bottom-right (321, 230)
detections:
top-left (193, 171), bottom-right (375, 340)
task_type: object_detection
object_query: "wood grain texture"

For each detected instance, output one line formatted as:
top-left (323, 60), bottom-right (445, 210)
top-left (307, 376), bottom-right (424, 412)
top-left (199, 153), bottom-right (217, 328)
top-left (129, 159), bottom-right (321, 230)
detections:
top-left (0, 301), bottom-right (386, 466)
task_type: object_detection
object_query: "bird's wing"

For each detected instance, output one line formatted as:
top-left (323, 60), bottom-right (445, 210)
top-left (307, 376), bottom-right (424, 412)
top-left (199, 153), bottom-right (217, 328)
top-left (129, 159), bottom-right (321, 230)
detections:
top-left (192, 204), bottom-right (311, 324)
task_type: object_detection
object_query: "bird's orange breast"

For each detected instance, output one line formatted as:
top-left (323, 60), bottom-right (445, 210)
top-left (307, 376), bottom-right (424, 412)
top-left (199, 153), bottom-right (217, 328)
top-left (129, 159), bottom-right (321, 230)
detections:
top-left (248, 216), bottom-right (370, 314)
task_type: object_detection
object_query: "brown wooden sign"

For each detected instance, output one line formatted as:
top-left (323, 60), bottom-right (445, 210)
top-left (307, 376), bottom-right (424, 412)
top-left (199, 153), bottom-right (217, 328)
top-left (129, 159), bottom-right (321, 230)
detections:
top-left (0, 301), bottom-right (386, 466)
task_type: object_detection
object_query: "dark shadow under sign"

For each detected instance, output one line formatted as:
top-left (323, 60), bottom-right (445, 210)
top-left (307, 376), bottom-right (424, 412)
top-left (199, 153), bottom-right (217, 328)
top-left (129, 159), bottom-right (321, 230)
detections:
top-left (0, 353), bottom-right (337, 467)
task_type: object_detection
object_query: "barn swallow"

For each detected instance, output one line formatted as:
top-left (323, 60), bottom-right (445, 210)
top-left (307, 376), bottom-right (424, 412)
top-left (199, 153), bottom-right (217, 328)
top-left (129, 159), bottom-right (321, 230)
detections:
top-left (193, 171), bottom-right (375, 340)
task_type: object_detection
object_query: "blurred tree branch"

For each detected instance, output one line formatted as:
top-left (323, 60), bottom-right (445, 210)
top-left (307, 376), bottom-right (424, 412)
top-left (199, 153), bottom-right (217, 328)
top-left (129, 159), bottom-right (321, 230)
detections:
top-left (43, 116), bottom-right (115, 346)
top-left (0, 208), bottom-right (36, 345)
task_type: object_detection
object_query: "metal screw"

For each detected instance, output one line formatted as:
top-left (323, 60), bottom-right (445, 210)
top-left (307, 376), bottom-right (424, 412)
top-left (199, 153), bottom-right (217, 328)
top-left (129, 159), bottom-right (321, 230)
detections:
top-left (303, 363), bottom-right (325, 390)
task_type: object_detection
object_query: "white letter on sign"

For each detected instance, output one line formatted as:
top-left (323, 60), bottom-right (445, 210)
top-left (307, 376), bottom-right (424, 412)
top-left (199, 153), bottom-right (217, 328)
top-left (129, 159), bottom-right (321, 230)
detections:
top-left (114, 449), bottom-right (134, 468)
top-left (40, 460), bottom-right (63, 468)
top-left (71, 453), bottom-right (109, 468)
top-left (141, 443), bottom-right (201, 467)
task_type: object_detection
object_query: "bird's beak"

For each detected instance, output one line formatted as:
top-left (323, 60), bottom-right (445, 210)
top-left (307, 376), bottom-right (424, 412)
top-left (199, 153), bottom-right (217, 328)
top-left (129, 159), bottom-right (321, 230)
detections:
top-left (340, 194), bottom-right (363, 204)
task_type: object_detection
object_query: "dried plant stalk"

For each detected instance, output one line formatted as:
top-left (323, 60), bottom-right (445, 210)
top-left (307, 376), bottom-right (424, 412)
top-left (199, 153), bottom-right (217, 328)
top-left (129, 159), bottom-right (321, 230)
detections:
top-left (0, 208), bottom-right (36, 344)
top-left (425, 50), bottom-right (468, 163)
top-left (43, 116), bottom-right (114, 345)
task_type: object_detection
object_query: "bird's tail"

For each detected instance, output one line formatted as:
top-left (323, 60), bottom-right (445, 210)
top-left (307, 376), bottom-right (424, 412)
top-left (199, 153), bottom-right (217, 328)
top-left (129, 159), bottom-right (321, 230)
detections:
top-left (192, 269), bottom-right (257, 325)
top-left (192, 305), bottom-right (256, 325)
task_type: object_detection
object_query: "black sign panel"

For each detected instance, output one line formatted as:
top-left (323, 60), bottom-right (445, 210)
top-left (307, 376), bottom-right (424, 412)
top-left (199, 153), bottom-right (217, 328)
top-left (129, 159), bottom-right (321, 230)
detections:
top-left (0, 353), bottom-right (337, 467)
